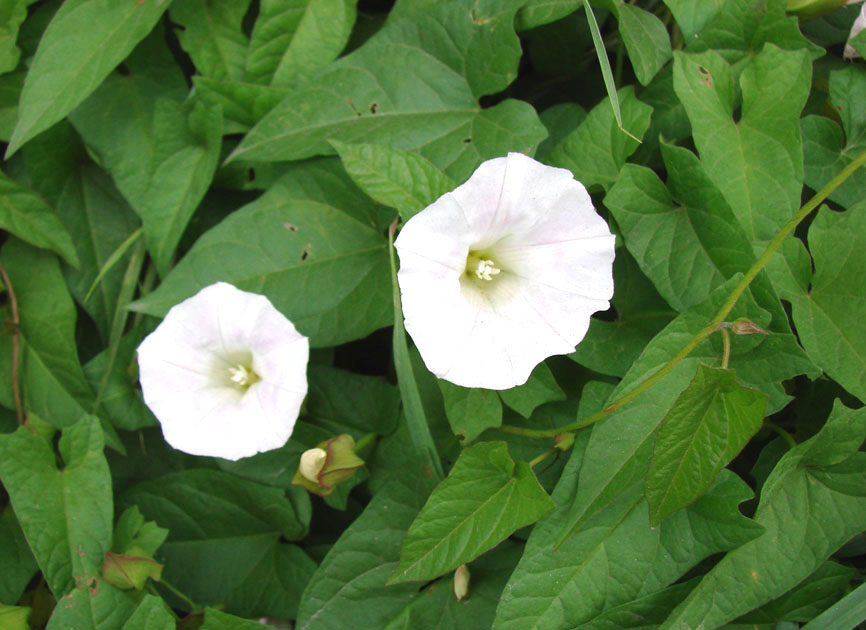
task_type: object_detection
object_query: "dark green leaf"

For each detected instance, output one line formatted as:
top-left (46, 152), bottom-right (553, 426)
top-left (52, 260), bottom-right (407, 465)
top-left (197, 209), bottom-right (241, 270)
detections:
top-left (660, 400), bottom-right (866, 629)
top-left (0, 0), bottom-right (26, 74)
top-left (800, 579), bottom-right (866, 630)
top-left (7, 0), bottom-right (171, 155)
top-left (169, 0), bottom-right (251, 81)
top-left (0, 416), bottom-right (112, 596)
top-left (202, 608), bottom-right (275, 630)
top-left (296, 465), bottom-right (437, 630)
top-left (0, 171), bottom-right (78, 267)
top-left (0, 507), bottom-right (38, 604)
top-left (646, 364), bottom-right (767, 525)
top-left (791, 204), bottom-right (866, 403)
top-left (616, 3), bottom-right (671, 86)
top-left (45, 580), bottom-right (135, 630)
top-left (439, 381), bottom-right (503, 443)
top-left (548, 86), bottom-right (652, 192)
top-left (307, 364), bottom-right (400, 436)
top-left (130, 161), bottom-right (392, 348)
top-left (390, 441), bottom-right (553, 584)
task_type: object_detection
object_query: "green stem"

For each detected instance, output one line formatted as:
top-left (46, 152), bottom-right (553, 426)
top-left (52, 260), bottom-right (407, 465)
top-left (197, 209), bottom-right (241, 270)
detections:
top-left (720, 327), bottom-right (731, 370)
top-left (353, 432), bottom-right (377, 453)
top-left (156, 578), bottom-right (199, 612)
top-left (529, 447), bottom-right (558, 469)
top-left (765, 421), bottom-right (797, 449)
top-left (501, 147), bottom-right (866, 440)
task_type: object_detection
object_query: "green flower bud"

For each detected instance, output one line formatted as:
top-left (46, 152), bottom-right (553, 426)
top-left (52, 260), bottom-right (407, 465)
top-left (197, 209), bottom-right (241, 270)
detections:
top-left (292, 434), bottom-right (365, 497)
top-left (102, 552), bottom-right (163, 590)
top-left (731, 318), bottom-right (769, 336)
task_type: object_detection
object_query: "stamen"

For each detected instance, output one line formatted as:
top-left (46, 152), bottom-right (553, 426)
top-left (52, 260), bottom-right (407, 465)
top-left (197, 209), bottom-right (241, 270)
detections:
top-left (228, 364), bottom-right (255, 387)
top-left (474, 259), bottom-right (501, 281)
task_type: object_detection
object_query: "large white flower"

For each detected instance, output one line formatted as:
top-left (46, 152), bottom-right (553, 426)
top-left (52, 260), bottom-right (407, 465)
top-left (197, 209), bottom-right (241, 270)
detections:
top-left (137, 282), bottom-right (309, 461)
top-left (395, 152), bottom-right (615, 390)
top-left (845, 1), bottom-right (866, 59)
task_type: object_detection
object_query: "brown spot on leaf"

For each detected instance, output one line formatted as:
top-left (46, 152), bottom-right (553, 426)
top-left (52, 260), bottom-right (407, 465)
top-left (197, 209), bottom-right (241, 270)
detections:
top-left (698, 66), bottom-right (713, 88)
top-left (284, 222), bottom-right (298, 232)
top-left (369, 102), bottom-right (378, 114)
top-left (301, 244), bottom-right (312, 261)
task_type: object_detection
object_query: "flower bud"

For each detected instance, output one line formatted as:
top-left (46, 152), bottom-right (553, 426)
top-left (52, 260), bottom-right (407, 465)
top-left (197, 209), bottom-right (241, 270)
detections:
top-left (299, 448), bottom-right (327, 482)
top-left (554, 432), bottom-right (575, 451)
top-left (102, 552), bottom-right (163, 590)
top-left (730, 318), bottom-right (769, 336)
top-left (453, 564), bottom-right (471, 601)
top-left (292, 434), bottom-right (365, 497)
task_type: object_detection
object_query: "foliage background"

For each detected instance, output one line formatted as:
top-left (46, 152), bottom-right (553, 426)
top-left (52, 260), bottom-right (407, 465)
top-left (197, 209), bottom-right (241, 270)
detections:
top-left (0, 0), bottom-right (865, 628)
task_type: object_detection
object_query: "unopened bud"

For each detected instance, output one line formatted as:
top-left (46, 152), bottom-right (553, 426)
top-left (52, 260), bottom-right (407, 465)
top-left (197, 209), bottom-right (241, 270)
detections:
top-left (787, 0), bottom-right (846, 19)
top-left (554, 432), bottom-right (574, 451)
top-left (299, 448), bottom-right (327, 482)
top-left (730, 318), bottom-right (769, 336)
top-left (102, 552), bottom-right (162, 590)
top-left (453, 564), bottom-right (470, 601)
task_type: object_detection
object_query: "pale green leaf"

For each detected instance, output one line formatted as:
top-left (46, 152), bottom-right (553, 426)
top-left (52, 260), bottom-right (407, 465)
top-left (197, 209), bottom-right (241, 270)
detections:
top-left (498, 363), bottom-right (565, 419)
top-left (662, 0), bottom-right (725, 40)
top-left (673, 45), bottom-right (811, 243)
top-left (331, 140), bottom-right (455, 220)
top-left (46, 580), bottom-right (135, 630)
top-left (617, 3), bottom-right (671, 86)
top-left (6, 0), bottom-right (171, 156)
top-left (0, 416), bottom-right (112, 597)
top-left (121, 595), bottom-right (175, 630)
top-left (202, 608), bottom-right (275, 630)
top-left (660, 400), bottom-right (866, 629)
top-left (0, 0), bottom-right (27, 75)
top-left (791, 204), bottom-right (866, 403)
top-left (0, 604), bottom-right (30, 630)
top-left (390, 441), bottom-right (553, 584)
top-left (646, 364), bottom-right (767, 526)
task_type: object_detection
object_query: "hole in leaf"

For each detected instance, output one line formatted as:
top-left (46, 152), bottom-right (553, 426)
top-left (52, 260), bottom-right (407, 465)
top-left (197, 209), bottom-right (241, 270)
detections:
top-left (369, 102), bottom-right (378, 114)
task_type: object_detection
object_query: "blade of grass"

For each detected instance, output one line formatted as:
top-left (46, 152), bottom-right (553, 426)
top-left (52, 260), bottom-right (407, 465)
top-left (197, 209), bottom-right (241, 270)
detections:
top-left (84, 227), bottom-right (142, 303)
top-left (583, 0), bottom-right (641, 142)
top-left (801, 581), bottom-right (866, 630)
top-left (388, 219), bottom-right (444, 481)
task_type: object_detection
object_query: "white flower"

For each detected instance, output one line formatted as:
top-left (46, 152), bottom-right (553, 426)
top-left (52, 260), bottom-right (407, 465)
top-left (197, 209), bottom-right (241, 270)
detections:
top-left (845, 2), bottom-right (866, 59)
top-left (137, 282), bottom-right (309, 461)
top-left (299, 447), bottom-right (327, 482)
top-left (394, 152), bottom-right (615, 390)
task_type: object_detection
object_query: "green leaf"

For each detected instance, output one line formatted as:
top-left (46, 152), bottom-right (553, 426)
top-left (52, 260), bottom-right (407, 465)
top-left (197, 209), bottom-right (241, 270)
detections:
top-left (791, 204), bottom-right (866, 403)
top-left (389, 441), bottom-right (553, 584)
top-left (0, 70), bottom-right (24, 141)
top-left (111, 506), bottom-right (168, 558)
top-left (438, 381), bottom-right (503, 443)
top-left (121, 595), bottom-right (175, 630)
top-left (558, 276), bottom-right (816, 542)
top-left (120, 470), bottom-right (314, 619)
top-left (331, 140), bottom-right (456, 221)
top-left (202, 608), bottom-right (276, 630)
top-left (0, 416), bottom-right (112, 597)
top-left (246, 0), bottom-right (357, 87)
top-left (498, 363), bottom-right (565, 419)
top-left (738, 561), bottom-right (856, 624)
top-left (169, 0), bottom-right (251, 81)
top-left (569, 249), bottom-right (676, 377)
top-left (0, 507), bottom-right (38, 604)
top-left (135, 98), bottom-right (223, 277)
top-left (683, 0), bottom-right (822, 62)
top-left (616, 3), bottom-right (672, 86)
top-left (672, 44), bottom-right (811, 243)
top-left (494, 430), bottom-right (762, 630)
top-left (645, 364), bottom-right (767, 526)
top-left (46, 580), bottom-right (135, 630)
top-left (193, 77), bottom-right (288, 132)
top-left (228, 2), bottom-right (542, 177)
top-left (130, 160), bottom-right (392, 348)
top-left (307, 364), bottom-right (400, 436)
top-left (662, 0), bottom-right (725, 39)
top-left (547, 86), bottom-right (652, 192)
top-left (0, 0), bottom-right (26, 75)
top-left (6, 0), bottom-right (171, 156)
top-left (516, 0), bottom-right (582, 31)
top-left (0, 171), bottom-right (79, 267)
top-left (384, 541), bottom-right (523, 629)
top-left (803, 65), bottom-right (866, 210)
top-left (660, 400), bottom-right (866, 629)
top-left (0, 239), bottom-right (96, 428)
top-left (296, 465), bottom-right (437, 630)
top-left (55, 166), bottom-right (141, 341)
top-left (801, 579), bottom-right (866, 630)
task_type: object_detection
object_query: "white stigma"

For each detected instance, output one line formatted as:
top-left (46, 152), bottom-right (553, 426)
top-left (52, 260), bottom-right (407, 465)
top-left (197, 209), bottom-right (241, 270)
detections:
top-left (474, 259), bottom-right (501, 281)
top-left (228, 364), bottom-right (255, 387)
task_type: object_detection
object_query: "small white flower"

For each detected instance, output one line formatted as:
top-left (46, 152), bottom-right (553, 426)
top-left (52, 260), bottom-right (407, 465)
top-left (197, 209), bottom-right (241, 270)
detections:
top-left (395, 152), bottom-right (615, 390)
top-left (299, 447), bottom-right (327, 482)
top-left (137, 282), bottom-right (309, 461)
top-left (845, 2), bottom-right (866, 59)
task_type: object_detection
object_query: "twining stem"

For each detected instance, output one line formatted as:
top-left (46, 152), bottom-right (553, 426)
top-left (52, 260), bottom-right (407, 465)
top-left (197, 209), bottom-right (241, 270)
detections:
top-left (502, 147), bottom-right (866, 440)
top-left (156, 577), bottom-right (199, 612)
top-left (353, 432), bottom-right (377, 453)
top-left (0, 261), bottom-right (22, 425)
top-left (765, 420), bottom-right (798, 449)
top-left (529, 447), bottom-right (559, 469)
